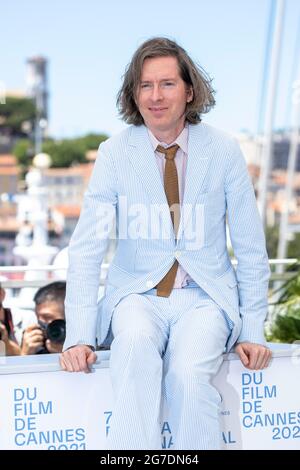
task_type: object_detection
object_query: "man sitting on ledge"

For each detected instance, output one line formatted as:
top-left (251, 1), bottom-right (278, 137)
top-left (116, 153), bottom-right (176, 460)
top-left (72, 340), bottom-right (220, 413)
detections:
top-left (60, 37), bottom-right (272, 450)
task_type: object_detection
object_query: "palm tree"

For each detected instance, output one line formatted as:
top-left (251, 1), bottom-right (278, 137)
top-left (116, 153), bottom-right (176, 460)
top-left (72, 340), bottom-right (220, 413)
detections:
top-left (267, 262), bottom-right (300, 343)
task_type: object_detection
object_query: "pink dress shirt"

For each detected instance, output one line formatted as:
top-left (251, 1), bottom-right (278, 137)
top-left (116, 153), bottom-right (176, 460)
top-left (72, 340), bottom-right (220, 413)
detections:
top-left (148, 125), bottom-right (194, 288)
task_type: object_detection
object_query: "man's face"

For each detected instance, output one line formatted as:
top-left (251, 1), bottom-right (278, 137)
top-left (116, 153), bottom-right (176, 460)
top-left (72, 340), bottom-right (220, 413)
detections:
top-left (35, 301), bottom-right (65, 325)
top-left (136, 56), bottom-right (193, 138)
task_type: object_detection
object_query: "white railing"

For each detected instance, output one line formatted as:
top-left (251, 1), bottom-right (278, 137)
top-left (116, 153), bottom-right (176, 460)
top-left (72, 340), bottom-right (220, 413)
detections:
top-left (0, 259), bottom-right (298, 289)
top-left (0, 264), bottom-right (110, 288)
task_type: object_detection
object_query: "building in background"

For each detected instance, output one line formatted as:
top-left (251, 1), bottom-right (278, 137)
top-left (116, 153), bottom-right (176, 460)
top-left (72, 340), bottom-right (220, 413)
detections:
top-left (236, 132), bottom-right (300, 232)
top-left (0, 154), bottom-right (19, 195)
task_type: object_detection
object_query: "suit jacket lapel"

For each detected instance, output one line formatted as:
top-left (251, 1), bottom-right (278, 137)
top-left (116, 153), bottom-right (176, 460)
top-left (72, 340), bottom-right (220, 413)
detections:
top-left (177, 123), bottom-right (212, 239)
top-left (126, 123), bottom-right (213, 241)
top-left (127, 125), bottom-right (167, 206)
top-left (127, 125), bottom-right (174, 239)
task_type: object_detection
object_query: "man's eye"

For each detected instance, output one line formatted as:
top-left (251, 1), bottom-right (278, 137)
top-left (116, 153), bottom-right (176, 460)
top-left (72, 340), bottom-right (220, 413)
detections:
top-left (140, 83), bottom-right (151, 89)
top-left (163, 82), bottom-right (174, 87)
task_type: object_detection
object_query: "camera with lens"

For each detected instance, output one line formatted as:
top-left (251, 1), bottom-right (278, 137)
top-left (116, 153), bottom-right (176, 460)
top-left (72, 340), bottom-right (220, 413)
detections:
top-left (37, 319), bottom-right (66, 353)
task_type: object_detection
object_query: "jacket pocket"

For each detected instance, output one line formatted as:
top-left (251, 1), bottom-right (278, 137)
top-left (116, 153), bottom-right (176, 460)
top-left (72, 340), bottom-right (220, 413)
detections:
top-left (106, 263), bottom-right (138, 288)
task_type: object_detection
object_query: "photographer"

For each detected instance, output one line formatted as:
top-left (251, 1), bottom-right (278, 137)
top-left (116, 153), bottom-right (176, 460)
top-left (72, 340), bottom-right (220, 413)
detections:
top-left (21, 282), bottom-right (66, 355)
top-left (0, 282), bottom-right (21, 356)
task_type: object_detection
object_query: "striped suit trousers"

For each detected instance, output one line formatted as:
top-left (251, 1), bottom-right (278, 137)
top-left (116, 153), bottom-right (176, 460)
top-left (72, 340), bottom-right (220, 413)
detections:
top-left (106, 283), bottom-right (231, 450)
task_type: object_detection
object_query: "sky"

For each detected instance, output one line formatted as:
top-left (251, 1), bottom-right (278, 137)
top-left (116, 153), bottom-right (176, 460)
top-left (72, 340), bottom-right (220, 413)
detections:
top-left (1, 0), bottom-right (300, 139)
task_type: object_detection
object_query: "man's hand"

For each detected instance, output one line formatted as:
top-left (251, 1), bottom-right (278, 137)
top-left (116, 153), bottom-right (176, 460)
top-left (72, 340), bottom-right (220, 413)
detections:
top-left (60, 345), bottom-right (97, 373)
top-left (21, 324), bottom-right (44, 355)
top-left (235, 342), bottom-right (272, 370)
top-left (0, 322), bottom-right (21, 356)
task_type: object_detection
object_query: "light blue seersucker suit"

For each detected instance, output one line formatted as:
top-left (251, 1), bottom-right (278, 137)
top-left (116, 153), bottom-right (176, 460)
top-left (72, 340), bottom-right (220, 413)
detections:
top-left (64, 122), bottom-right (270, 449)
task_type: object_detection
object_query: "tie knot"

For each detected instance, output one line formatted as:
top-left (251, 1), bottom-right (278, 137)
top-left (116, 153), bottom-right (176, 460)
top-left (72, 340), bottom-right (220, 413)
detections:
top-left (156, 144), bottom-right (179, 161)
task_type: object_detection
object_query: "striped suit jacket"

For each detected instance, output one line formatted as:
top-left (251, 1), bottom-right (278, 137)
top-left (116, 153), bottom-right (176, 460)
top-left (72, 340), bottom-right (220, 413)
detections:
top-left (64, 123), bottom-right (270, 353)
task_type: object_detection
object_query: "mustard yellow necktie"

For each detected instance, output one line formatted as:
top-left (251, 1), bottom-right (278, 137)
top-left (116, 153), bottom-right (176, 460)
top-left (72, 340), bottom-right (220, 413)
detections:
top-left (155, 144), bottom-right (180, 297)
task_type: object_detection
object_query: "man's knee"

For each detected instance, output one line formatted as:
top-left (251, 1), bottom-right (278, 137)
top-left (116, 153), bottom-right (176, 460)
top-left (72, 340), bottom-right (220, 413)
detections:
top-left (167, 360), bottom-right (205, 383)
top-left (166, 354), bottom-right (220, 385)
top-left (112, 327), bottom-right (164, 355)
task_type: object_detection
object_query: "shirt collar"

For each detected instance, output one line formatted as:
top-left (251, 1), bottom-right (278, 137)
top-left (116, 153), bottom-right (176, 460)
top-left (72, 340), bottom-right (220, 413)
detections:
top-left (148, 123), bottom-right (189, 155)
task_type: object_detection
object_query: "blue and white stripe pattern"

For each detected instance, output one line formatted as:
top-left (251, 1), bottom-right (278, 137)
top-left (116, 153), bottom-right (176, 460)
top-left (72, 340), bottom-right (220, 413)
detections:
top-left (107, 286), bottom-right (231, 449)
top-left (64, 122), bottom-right (270, 354)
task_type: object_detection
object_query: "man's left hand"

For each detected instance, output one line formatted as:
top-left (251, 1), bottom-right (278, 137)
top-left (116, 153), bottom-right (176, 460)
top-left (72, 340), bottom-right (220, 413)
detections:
top-left (235, 342), bottom-right (272, 370)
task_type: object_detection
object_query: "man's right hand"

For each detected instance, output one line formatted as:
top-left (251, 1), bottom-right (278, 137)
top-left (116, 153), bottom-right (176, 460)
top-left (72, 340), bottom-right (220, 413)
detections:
top-left (21, 324), bottom-right (44, 355)
top-left (60, 345), bottom-right (97, 373)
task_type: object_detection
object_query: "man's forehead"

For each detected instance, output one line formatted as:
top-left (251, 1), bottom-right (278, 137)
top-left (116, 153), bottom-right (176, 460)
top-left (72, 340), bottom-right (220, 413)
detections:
top-left (141, 56), bottom-right (179, 74)
top-left (36, 301), bottom-right (63, 313)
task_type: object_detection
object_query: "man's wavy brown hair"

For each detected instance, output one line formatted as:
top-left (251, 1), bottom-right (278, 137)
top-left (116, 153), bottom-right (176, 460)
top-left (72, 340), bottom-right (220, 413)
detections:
top-left (117, 37), bottom-right (216, 125)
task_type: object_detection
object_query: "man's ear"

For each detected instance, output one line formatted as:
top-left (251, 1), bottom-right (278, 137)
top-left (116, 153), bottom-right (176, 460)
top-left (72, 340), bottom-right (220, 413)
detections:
top-left (187, 86), bottom-right (193, 103)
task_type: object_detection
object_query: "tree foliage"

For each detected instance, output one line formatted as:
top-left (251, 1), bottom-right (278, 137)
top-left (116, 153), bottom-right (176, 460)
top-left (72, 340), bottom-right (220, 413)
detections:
top-left (287, 233), bottom-right (300, 259)
top-left (13, 133), bottom-right (108, 168)
top-left (0, 97), bottom-right (35, 136)
top-left (13, 139), bottom-right (34, 166)
top-left (265, 225), bottom-right (279, 259)
top-left (265, 224), bottom-right (300, 260)
top-left (267, 267), bottom-right (300, 343)
top-left (42, 139), bottom-right (87, 168)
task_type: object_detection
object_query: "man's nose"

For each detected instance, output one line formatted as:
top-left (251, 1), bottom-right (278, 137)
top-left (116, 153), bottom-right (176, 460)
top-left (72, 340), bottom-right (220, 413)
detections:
top-left (151, 84), bottom-right (163, 101)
